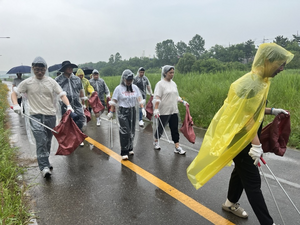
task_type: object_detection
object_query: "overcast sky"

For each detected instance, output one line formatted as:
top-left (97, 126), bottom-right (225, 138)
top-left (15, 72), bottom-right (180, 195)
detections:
top-left (0, 0), bottom-right (299, 71)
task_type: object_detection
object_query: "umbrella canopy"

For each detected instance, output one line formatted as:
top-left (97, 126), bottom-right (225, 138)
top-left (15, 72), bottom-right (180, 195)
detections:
top-left (6, 65), bottom-right (31, 74)
top-left (81, 67), bottom-right (93, 75)
top-left (48, 63), bottom-right (62, 72)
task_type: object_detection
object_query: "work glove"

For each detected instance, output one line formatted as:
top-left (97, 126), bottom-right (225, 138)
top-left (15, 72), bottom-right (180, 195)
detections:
top-left (81, 96), bottom-right (88, 101)
top-left (13, 104), bottom-right (21, 114)
top-left (248, 144), bottom-right (263, 166)
top-left (142, 108), bottom-right (147, 117)
top-left (271, 108), bottom-right (288, 116)
top-left (107, 112), bottom-right (114, 120)
top-left (154, 109), bottom-right (160, 118)
top-left (67, 105), bottom-right (74, 113)
top-left (182, 100), bottom-right (189, 106)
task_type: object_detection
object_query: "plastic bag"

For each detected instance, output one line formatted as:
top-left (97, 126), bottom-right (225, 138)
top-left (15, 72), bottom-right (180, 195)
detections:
top-left (180, 104), bottom-right (196, 144)
top-left (145, 95), bottom-right (153, 120)
top-left (52, 110), bottom-right (88, 155)
top-left (88, 92), bottom-right (104, 114)
top-left (84, 108), bottom-right (91, 123)
top-left (260, 112), bottom-right (291, 156)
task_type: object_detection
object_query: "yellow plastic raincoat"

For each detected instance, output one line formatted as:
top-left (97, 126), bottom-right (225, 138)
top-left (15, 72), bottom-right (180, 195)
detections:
top-left (187, 43), bottom-right (294, 190)
top-left (76, 69), bottom-right (94, 97)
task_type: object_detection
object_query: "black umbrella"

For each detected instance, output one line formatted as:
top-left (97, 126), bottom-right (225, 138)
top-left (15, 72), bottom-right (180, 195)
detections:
top-left (7, 65), bottom-right (31, 74)
top-left (81, 67), bottom-right (93, 75)
top-left (48, 64), bottom-right (62, 72)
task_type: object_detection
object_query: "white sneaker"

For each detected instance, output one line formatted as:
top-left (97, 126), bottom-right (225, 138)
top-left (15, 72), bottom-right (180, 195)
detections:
top-left (41, 167), bottom-right (52, 178)
top-left (96, 119), bottom-right (101, 126)
top-left (80, 142), bottom-right (84, 147)
top-left (153, 142), bottom-right (161, 150)
top-left (122, 155), bottom-right (129, 160)
top-left (139, 120), bottom-right (144, 127)
top-left (129, 151), bottom-right (134, 155)
top-left (174, 146), bottom-right (186, 155)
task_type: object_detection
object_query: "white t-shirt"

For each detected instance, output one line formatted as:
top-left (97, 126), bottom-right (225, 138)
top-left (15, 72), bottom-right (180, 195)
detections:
top-left (17, 76), bottom-right (63, 115)
top-left (154, 79), bottom-right (179, 115)
top-left (112, 84), bottom-right (141, 108)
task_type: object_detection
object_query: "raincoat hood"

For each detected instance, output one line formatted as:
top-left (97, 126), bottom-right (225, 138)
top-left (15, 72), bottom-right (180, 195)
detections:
top-left (252, 43), bottom-right (294, 78)
top-left (161, 65), bottom-right (174, 80)
top-left (76, 69), bottom-right (84, 77)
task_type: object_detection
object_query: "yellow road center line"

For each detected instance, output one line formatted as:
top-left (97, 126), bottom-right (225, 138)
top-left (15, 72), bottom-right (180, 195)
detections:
top-left (86, 137), bottom-right (235, 225)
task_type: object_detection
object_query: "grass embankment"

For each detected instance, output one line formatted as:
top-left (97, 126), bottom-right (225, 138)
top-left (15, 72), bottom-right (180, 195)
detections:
top-left (104, 69), bottom-right (300, 148)
top-left (0, 82), bottom-right (31, 224)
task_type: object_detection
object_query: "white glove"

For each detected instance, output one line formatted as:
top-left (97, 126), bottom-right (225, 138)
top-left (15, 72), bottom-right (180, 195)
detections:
top-left (13, 104), bottom-right (21, 114)
top-left (249, 144), bottom-right (263, 165)
top-left (67, 105), bottom-right (74, 112)
top-left (107, 112), bottom-right (114, 120)
top-left (82, 105), bottom-right (86, 109)
top-left (142, 108), bottom-right (147, 117)
top-left (271, 108), bottom-right (288, 116)
top-left (183, 100), bottom-right (189, 106)
top-left (154, 109), bottom-right (160, 118)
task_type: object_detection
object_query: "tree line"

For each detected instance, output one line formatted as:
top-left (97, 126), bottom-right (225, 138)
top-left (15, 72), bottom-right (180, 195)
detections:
top-left (79, 34), bottom-right (300, 76)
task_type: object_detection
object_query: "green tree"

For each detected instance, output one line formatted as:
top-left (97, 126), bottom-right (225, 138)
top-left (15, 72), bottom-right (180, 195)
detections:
top-left (188, 34), bottom-right (205, 59)
top-left (176, 53), bottom-right (196, 73)
top-left (176, 41), bottom-right (190, 58)
top-left (115, 52), bottom-right (122, 63)
top-left (244, 39), bottom-right (256, 63)
top-left (108, 54), bottom-right (114, 64)
top-left (273, 35), bottom-right (290, 48)
top-left (155, 39), bottom-right (178, 65)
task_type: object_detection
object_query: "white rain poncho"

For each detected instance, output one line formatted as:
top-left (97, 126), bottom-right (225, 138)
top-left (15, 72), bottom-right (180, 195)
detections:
top-left (133, 67), bottom-right (152, 99)
top-left (55, 71), bottom-right (85, 130)
top-left (110, 69), bottom-right (143, 155)
top-left (16, 56), bottom-right (65, 169)
top-left (187, 43), bottom-right (294, 190)
top-left (89, 70), bottom-right (110, 107)
top-left (152, 65), bottom-right (182, 142)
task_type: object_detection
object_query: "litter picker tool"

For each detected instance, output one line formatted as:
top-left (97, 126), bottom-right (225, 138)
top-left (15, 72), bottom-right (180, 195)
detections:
top-left (258, 162), bottom-right (285, 225)
top-left (110, 119), bottom-right (113, 148)
top-left (158, 117), bottom-right (172, 143)
top-left (260, 157), bottom-right (300, 216)
top-left (10, 106), bottom-right (58, 133)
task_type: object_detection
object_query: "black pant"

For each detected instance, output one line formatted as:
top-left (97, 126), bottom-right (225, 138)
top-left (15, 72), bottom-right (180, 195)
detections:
top-left (227, 143), bottom-right (274, 225)
top-left (118, 107), bottom-right (136, 156)
top-left (154, 114), bottom-right (179, 143)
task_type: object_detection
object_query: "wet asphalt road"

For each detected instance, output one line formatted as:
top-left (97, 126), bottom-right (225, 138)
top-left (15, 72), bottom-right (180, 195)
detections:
top-left (5, 81), bottom-right (300, 225)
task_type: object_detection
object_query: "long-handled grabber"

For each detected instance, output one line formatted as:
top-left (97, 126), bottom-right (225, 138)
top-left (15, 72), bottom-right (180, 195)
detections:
top-left (158, 117), bottom-right (172, 143)
top-left (10, 106), bottom-right (58, 133)
top-left (260, 157), bottom-right (300, 216)
top-left (110, 118), bottom-right (113, 148)
top-left (258, 162), bottom-right (285, 225)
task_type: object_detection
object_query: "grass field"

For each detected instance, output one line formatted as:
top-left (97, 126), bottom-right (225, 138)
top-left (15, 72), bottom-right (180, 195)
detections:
top-left (104, 69), bottom-right (300, 148)
top-left (0, 82), bottom-right (31, 224)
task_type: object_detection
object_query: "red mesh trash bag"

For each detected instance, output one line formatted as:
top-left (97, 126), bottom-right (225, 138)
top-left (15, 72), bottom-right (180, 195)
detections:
top-left (146, 96), bottom-right (153, 120)
top-left (84, 108), bottom-right (91, 123)
top-left (180, 104), bottom-right (196, 144)
top-left (88, 92), bottom-right (104, 114)
top-left (52, 110), bottom-right (88, 155)
top-left (260, 112), bottom-right (291, 156)
top-left (106, 96), bottom-right (112, 112)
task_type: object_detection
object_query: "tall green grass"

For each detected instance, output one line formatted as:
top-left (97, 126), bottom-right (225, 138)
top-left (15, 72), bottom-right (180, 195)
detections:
top-left (102, 69), bottom-right (300, 148)
top-left (0, 83), bottom-right (31, 224)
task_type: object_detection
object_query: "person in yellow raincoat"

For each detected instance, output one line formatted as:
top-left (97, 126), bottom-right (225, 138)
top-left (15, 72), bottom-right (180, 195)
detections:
top-left (76, 68), bottom-right (94, 109)
top-left (187, 43), bottom-right (293, 225)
